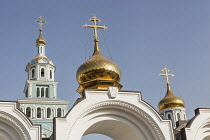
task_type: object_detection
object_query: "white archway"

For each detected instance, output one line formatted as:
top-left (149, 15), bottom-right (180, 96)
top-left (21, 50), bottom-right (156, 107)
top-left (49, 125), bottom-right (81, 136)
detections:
top-left (54, 89), bottom-right (174, 140)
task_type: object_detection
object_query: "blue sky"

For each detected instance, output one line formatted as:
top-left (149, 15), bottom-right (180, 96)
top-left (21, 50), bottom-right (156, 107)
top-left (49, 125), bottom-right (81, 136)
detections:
top-left (1, 1), bottom-right (210, 139)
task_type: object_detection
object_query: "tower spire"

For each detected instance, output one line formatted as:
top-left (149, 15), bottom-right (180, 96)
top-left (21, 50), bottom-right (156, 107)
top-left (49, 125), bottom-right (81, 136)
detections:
top-left (83, 14), bottom-right (107, 54)
top-left (35, 16), bottom-right (46, 56)
top-left (35, 16), bottom-right (46, 45)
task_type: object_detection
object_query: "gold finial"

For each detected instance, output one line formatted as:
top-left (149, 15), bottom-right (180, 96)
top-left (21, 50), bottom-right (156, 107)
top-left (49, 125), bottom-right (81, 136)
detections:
top-left (35, 16), bottom-right (46, 45)
top-left (159, 67), bottom-right (174, 87)
top-left (35, 16), bottom-right (46, 29)
top-left (83, 14), bottom-right (108, 41)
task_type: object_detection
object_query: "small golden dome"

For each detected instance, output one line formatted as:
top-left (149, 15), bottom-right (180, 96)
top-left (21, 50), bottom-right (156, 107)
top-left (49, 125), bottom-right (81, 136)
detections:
top-left (36, 29), bottom-right (46, 45)
top-left (76, 40), bottom-right (122, 94)
top-left (158, 84), bottom-right (185, 111)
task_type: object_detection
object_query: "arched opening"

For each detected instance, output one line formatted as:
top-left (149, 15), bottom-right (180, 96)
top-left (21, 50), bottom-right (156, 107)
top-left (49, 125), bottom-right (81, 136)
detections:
top-left (50, 70), bottom-right (52, 79)
top-left (177, 113), bottom-right (181, 120)
top-left (82, 134), bottom-right (112, 140)
top-left (55, 101), bottom-right (167, 140)
top-left (41, 68), bottom-right (45, 77)
top-left (80, 119), bottom-right (144, 140)
top-left (46, 88), bottom-right (49, 98)
top-left (41, 88), bottom-right (44, 98)
top-left (26, 107), bottom-right (31, 118)
top-left (57, 108), bottom-right (61, 117)
top-left (167, 114), bottom-right (172, 120)
top-left (31, 69), bottom-right (35, 78)
top-left (37, 107), bottom-right (41, 118)
top-left (47, 108), bottom-right (51, 118)
top-left (37, 88), bottom-right (40, 97)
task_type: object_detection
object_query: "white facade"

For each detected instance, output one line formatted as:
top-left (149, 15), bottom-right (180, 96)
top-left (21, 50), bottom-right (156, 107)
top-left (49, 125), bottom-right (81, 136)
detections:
top-left (54, 87), bottom-right (174, 140)
top-left (0, 101), bottom-right (41, 140)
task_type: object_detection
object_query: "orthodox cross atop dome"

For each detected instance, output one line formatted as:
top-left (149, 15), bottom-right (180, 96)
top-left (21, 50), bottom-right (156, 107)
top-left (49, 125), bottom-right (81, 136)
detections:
top-left (83, 14), bottom-right (107, 41)
top-left (159, 67), bottom-right (174, 86)
top-left (35, 16), bottom-right (46, 30)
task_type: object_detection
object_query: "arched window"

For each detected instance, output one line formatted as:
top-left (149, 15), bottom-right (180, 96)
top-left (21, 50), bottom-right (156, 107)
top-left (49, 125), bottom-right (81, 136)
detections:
top-left (57, 108), bottom-right (61, 117)
top-left (41, 68), bottom-right (45, 77)
top-left (26, 107), bottom-right (31, 118)
top-left (32, 69), bottom-right (35, 78)
top-left (37, 88), bottom-right (40, 97)
top-left (50, 70), bottom-right (52, 79)
top-left (47, 108), bottom-right (51, 118)
top-left (37, 107), bottom-right (41, 118)
top-left (46, 88), bottom-right (49, 98)
top-left (177, 113), bottom-right (181, 120)
top-left (41, 88), bottom-right (44, 97)
top-left (167, 114), bottom-right (172, 120)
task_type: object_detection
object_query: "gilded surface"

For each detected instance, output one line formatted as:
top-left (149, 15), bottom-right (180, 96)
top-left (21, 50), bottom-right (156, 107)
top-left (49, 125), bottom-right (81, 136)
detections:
top-left (158, 86), bottom-right (185, 111)
top-left (76, 15), bottom-right (122, 94)
top-left (35, 16), bottom-right (46, 45)
top-left (158, 67), bottom-right (185, 111)
top-left (76, 51), bottom-right (121, 84)
top-left (36, 29), bottom-right (46, 45)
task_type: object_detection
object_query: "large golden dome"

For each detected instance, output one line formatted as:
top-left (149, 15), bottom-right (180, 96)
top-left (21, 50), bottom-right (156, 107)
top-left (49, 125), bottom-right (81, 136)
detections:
top-left (158, 84), bottom-right (185, 111)
top-left (76, 40), bottom-right (122, 94)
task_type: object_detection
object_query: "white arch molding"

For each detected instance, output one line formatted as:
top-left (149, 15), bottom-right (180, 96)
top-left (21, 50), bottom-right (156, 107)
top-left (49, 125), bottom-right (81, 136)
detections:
top-left (184, 108), bottom-right (210, 140)
top-left (0, 111), bottom-right (30, 140)
top-left (72, 102), bottom-right (163, 140)
top-left (54, 89), bottom-right (174, 140)
top-left (0, 102), bottom-right (41, 140)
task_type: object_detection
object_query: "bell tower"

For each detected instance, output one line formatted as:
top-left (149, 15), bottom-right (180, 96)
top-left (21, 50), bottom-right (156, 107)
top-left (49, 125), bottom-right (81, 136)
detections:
top-left (18, 17), bottom-right (69, 138)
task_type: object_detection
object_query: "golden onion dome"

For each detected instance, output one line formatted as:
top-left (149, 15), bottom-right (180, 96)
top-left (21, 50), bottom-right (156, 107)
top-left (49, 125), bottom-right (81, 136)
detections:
top-left (76, 40), bottom-right (121, 84)
top-left (36, 29), bottom-right (46, 45)
top-left (158, 84), bottom-right (185, 111)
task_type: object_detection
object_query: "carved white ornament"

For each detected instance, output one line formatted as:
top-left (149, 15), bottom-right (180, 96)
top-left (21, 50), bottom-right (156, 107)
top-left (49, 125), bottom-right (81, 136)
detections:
top-left (67, 101), bottom-right (164, 140)
top-left (0, 111), bottom-right (29, 140)
top-left (108, 87), bottom-right (118, 98)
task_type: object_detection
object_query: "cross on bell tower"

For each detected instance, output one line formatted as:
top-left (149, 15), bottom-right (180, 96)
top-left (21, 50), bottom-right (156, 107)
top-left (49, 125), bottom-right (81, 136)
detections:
top-left (35, 16), bottom-right (46, 29)
top-left (83, 14), bottom-right (107, 41)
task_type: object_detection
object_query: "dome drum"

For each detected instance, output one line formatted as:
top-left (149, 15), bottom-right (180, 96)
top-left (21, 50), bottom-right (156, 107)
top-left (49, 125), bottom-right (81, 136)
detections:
top-left (77, 69), bottom-right (120, 84)
top-left (77, 79), bottom-right (123, 94)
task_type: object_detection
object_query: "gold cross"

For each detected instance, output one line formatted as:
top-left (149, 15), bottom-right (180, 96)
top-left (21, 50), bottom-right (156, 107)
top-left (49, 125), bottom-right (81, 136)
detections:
top-left (83, 14), bottom-right (107, 40)
top-left (35, 16), bottom-right (46, 29)
top-left (159, 67), bottom-right (174, 84)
